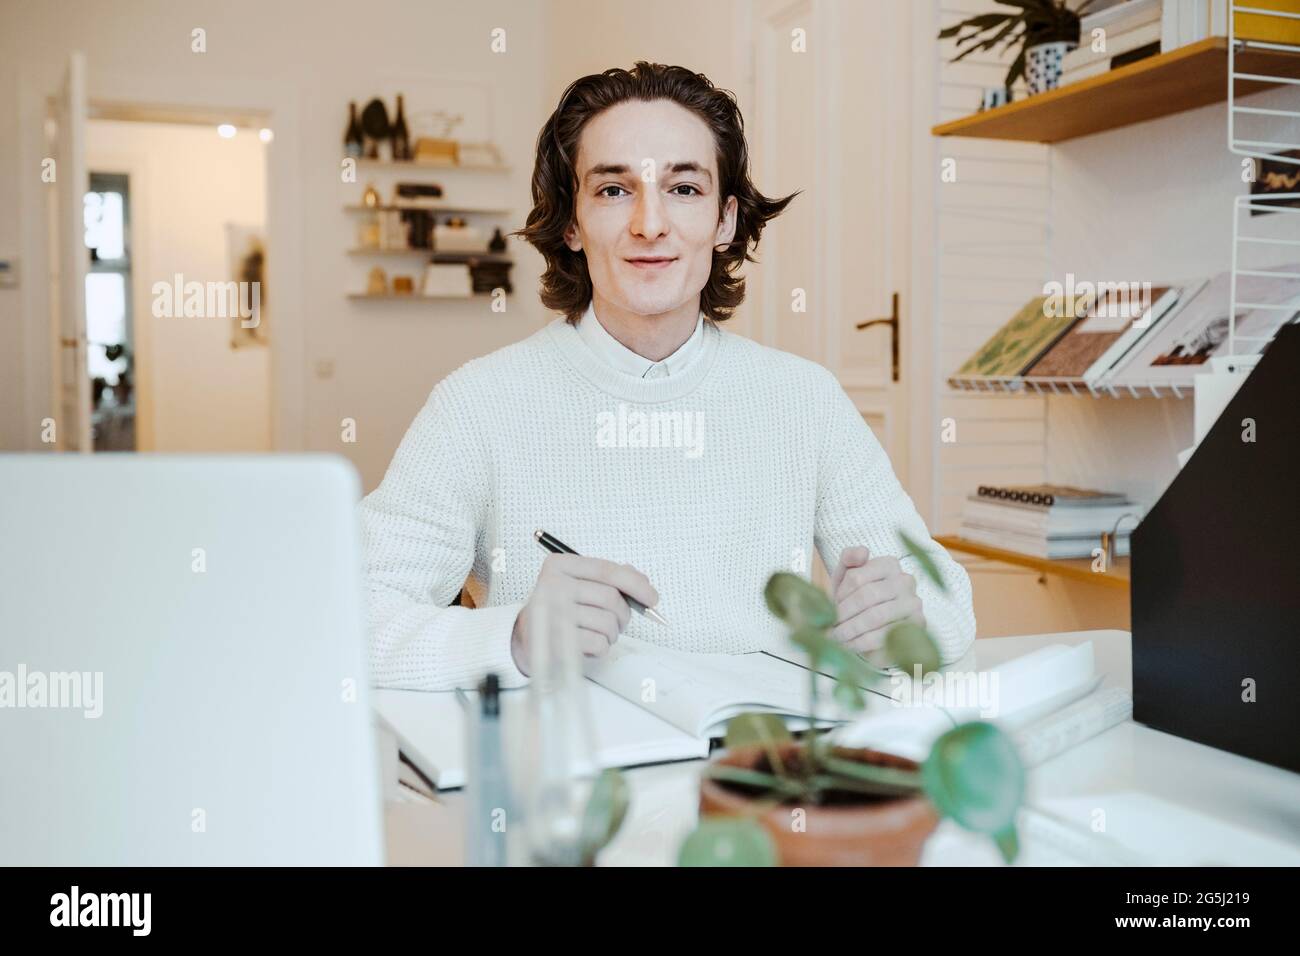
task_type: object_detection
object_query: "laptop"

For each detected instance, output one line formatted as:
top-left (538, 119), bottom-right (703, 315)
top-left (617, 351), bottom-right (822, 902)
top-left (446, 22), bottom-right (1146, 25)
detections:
top-left (0, 454), bottom-right (384, 865)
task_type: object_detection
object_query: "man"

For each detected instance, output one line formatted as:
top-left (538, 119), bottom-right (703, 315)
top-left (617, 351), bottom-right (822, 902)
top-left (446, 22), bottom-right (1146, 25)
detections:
top-left (361, 62), bottom-right (974, 689)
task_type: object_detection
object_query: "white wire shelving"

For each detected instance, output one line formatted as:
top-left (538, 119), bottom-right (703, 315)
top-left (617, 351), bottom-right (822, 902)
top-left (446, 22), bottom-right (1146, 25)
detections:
top-left (1228, 2), bottom-right (1300, 362)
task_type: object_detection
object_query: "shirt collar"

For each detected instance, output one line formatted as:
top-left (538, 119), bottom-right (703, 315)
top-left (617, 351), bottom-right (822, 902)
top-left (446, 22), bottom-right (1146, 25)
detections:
top-left (575, 301), bottom-right (706, 379)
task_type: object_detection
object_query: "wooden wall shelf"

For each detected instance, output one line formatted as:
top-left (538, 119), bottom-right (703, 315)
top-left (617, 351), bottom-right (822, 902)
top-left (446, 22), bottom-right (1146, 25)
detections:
top-left (935, 534), bottom-right (1130, 591)
top-left (932, 37), bottom-right (1300, 144)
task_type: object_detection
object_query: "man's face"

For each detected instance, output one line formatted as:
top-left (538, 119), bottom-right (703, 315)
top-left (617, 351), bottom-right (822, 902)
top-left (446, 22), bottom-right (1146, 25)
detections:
top-left (566, 99), bottom-right (737, 320)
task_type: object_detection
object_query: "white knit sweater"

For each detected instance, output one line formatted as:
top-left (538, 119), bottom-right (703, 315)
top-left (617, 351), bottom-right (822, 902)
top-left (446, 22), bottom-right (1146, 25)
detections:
top-left (360, 316), bottom-right (976, 690)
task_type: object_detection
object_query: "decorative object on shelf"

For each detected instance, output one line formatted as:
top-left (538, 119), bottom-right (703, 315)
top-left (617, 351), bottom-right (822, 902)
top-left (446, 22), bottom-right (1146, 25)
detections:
top-left (678, 558), bottom-right (1026, 867)
top-left (391, 93), bottom-right (411, 162)
top-left (394, 182), bottom-right (446, 206)
top-left (422, 262), bottom-right (473, 298)
top-left (1025, 37), bottom-right (1076, 93)
top-left (360, 98), bottom-right (390, 160)
top-left (357, 219), bottom-right (380, 249)
top-left (366, 266), bottom-right (388, 296)
top-left (413, 137), bottom-right (459, 166)
top-left (1250, 149), bottom-right (1300, 216)
top-left (467, 257), bottom-right (513, 295)
top-left (434, 216), bottom-right (488, 254)
top-left (362, 182), bottom-right (381, 208)
top-left (391, 275), bottom-right (415, 295)
top-left (938, 0), bottom-right (1089, 96)
top-left (344, 101), bottom-right (364, 159)
top-left (980, 86), bottom-right (1011, 111)
top-left (488, 226), bottom-right (507, 253)
top-left (457, 141), bottom-right (503, 168)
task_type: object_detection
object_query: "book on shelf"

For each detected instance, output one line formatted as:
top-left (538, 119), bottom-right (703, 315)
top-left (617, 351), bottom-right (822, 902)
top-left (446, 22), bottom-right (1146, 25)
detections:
top-left (960, 484), bottom-right (1139, 560)
top-left (1025, 284), bottom-right (1180, 383)
top-left (951, 294), bottom-right (1088, 382)
top-left (1105, 269), bottom-right (1300, 389)
top-left (957, 523), bottom-right (1130, 559)
top-left (974, 483), bottom-right (1130, 507)
top-left (964, 496), bottom-right (1143, 537)
top-left (1063, 21), bottom-right (1162, 76)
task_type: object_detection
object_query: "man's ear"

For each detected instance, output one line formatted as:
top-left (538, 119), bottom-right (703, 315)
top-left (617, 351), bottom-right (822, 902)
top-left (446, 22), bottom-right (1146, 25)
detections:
top-left (715, 195), bottom-right (738, 250)
top-left (564, 221), bottom-right (583, 252)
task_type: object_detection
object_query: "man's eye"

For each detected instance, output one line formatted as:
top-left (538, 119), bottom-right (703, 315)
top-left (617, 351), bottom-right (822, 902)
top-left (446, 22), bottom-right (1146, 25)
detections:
top-left (598, 185), bottom-right (628, 198)
top-left (671, 184), bottom-right (701, 196)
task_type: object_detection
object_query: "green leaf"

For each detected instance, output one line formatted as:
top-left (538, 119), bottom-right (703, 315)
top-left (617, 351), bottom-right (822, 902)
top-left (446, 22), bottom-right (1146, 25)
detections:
top-left (885, 621), bottom-right (942, 678)
top-left (921, 722), bottom-right (1025, 854)
top-left (832, 679), bottom-right (864, 712)
top-left (678, 818), bottom-right (778, 867)
top-left (817, 754), bottom-right (922, 798)
top-left (764, 572), bottom-right (837, 631)
top-left (899, 530), bottom-right (947, 593)
top-left (723, 712), bottom-right (793, 751)
top-left (704, 763), bottom-right (805, 798)
top-left (578, 769), bottom-right (629, 865)
top-left (993, 825), bottom-right (1020, 864)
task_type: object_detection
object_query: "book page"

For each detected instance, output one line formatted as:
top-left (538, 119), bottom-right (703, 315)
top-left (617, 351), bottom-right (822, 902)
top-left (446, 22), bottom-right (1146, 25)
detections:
top-left (584, 634), bottom-right (844, 738)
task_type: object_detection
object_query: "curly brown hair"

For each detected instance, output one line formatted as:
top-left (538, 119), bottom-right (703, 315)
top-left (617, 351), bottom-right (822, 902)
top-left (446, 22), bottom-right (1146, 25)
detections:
top-left (514, 61), bottom-right (797, 324)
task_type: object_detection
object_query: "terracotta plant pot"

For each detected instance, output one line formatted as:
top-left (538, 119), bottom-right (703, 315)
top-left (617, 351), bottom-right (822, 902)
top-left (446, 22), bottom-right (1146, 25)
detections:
top-left (698, 742), bottom-right (940, 866)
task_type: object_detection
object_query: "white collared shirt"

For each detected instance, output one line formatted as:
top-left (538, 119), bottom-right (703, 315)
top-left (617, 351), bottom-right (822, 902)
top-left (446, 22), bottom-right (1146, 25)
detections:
top-left (575, 301), bottom-right (705, 379)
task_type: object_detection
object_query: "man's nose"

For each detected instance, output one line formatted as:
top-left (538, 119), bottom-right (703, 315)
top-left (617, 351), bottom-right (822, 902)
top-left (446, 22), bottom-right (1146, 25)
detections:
top-left (629, 186), bottom-right (669, 240)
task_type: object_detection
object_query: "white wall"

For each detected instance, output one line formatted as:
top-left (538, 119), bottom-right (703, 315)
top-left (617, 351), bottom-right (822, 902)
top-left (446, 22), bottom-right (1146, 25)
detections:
top-left (87, 119), bottom-right (270, 451)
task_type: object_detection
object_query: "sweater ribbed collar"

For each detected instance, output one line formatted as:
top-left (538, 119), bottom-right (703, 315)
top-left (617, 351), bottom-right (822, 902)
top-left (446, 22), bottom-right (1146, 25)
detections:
top-left (545, 312), bottom-right (722, 403)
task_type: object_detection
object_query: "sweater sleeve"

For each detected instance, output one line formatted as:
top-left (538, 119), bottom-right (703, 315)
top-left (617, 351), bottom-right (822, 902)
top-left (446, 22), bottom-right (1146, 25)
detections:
top-left (359, 376), bottom-right (527, 690)
top-left (812, 373), bottom-right (976, 665)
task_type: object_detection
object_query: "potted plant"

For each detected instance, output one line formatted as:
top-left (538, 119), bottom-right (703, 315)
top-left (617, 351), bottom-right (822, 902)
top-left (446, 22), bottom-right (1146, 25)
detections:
top-left (678, 532), bottom-right (1025, 867)
top-left (939, 1), bottom-right (1094, 97)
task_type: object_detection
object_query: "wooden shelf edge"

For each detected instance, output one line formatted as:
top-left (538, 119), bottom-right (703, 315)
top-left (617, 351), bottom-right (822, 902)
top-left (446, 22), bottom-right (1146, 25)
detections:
top-left (932, 37), bottom-right (1233, 144)
top-left (935, 534), bottom-right (1129, 590)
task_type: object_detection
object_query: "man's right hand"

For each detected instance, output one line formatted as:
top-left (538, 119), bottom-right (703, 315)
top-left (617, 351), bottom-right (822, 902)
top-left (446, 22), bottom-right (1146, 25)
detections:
top-left (510, 554), bottom-right (659, 677)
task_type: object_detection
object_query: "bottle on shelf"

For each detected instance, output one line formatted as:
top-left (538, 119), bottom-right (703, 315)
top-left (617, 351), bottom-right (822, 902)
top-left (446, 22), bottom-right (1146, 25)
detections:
top-left (392, 93), bottom-right (411, 162)
top-left (344, 101), bottom-right (364, 159)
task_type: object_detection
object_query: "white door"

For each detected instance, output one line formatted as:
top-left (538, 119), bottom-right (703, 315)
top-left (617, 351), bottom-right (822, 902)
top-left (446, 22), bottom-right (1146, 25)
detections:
top-left (49, 52), bottom-right (92, 452)
top-left (744, 0), bottom-right (912, 488)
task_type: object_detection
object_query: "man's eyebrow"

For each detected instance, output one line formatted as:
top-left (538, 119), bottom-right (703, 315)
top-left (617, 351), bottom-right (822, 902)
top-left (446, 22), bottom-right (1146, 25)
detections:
top-left (582, 161), bottom-right (714, 183)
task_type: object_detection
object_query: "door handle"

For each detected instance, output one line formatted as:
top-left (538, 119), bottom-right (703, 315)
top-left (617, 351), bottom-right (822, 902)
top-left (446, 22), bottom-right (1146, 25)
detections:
top-left (855, 292), bottom-right (899, 382)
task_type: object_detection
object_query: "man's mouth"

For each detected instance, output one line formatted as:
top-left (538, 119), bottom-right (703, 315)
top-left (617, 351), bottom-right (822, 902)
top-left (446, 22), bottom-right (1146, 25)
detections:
top-left (625, 255), bottom-right (677, 270)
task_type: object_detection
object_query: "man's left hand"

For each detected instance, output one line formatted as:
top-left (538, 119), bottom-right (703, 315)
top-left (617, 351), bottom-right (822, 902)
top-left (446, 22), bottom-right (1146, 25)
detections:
top-left (829, 545), bottom-right (925, 654)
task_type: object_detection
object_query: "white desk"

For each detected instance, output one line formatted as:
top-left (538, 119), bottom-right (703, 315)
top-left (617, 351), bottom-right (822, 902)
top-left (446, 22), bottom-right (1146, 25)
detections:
top-left (383, 629), bottom-right (1300, 866)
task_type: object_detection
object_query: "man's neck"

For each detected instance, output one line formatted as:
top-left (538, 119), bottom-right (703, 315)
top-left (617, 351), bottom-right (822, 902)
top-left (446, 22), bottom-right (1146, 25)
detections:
top-left (589, 293), bottom-right (701, 362)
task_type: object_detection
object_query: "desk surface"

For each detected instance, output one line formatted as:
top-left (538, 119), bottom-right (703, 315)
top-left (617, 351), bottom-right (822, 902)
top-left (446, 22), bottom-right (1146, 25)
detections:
top-left (384, 629), bottom-right (1300, 866)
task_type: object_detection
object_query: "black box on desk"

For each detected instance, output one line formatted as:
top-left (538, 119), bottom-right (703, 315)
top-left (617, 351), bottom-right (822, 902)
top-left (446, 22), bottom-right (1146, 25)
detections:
top-left (1131, 323), bottom-right (1300, 774)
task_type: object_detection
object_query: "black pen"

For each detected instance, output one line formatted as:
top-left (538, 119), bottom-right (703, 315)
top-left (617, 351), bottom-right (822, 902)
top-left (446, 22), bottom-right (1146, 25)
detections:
top-left (533, 529), bottom-right (668, 626)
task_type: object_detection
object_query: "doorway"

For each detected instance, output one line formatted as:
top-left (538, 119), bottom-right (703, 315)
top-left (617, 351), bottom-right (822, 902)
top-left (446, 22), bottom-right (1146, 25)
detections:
top-left (83, 115), bottom-right (272, 452)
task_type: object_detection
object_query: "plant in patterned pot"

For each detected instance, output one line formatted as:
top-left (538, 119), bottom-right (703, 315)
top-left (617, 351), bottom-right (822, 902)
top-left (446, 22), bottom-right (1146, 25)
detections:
top-left (939, 0), bottom-right (1093, 97)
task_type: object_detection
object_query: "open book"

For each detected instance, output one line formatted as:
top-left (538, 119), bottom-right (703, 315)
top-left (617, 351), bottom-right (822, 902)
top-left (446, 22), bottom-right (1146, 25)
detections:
top-left (372, 635), bottom-right (853, 791)
top-left (582, 634), bottom-right (858, 739)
